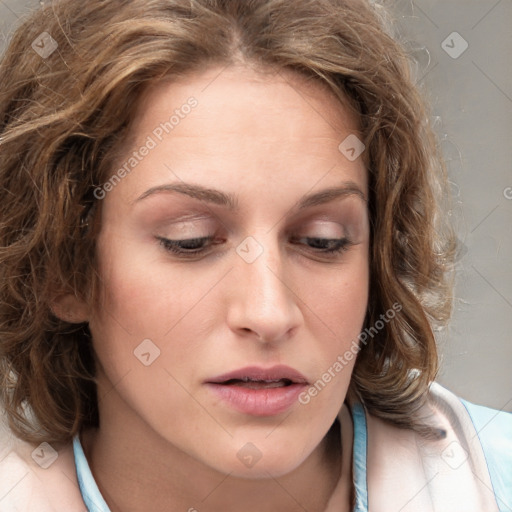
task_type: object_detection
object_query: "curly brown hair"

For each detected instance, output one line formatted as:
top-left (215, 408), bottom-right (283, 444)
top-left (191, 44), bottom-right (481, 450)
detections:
top-left (0, 0), bottom-right (455, 444)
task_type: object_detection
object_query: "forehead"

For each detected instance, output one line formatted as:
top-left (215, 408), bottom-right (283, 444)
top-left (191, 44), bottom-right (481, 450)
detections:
top-left (134, 64), bottom-right (361, 142)
top-left (106, 64), bottom-right (367, 209)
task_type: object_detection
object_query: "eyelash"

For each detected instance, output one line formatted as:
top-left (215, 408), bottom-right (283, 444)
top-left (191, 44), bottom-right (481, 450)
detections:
top-left (157, 235), bottom-right (354, 259)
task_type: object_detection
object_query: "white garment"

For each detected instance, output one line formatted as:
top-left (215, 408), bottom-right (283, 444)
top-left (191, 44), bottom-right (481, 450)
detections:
top-left (0, 382), bottom-right (510, 511)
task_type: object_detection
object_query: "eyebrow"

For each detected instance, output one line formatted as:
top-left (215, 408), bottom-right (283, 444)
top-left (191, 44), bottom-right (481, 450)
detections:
top-left (134, 181), bottom-right (366, 210)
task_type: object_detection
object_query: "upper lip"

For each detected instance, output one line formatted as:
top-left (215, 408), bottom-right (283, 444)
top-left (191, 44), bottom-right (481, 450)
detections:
top-left (206, 365), bottom-right (309, 385)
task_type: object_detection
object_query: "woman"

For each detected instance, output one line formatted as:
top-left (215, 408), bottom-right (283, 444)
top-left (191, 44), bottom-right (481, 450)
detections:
top-left (0, 0), bottom-right (510, 511)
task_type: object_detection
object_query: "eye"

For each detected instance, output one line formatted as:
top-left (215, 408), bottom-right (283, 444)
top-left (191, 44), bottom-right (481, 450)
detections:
top-left (156, 234), bottom-right (354, 260)
top-left (157, 235), bottom-right (215, 257)
top-left (290, 236), bottom-right (354, 255)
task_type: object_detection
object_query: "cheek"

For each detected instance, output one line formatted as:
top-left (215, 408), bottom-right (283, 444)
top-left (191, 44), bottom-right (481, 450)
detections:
top-left (91, 233), bottom-right (200, 338)
top-left (87, 234), bottom-right (229, 393)
top-left (87, 243), bottom-right (206, 409)
top-left (304, 250), bottom-right (369, 382)
top-left (307, 250), bottom-right (369, 339)
top-left (291, 258), bottom-right (368, 421)
top-left (89, 228), bottom-right (369, 376)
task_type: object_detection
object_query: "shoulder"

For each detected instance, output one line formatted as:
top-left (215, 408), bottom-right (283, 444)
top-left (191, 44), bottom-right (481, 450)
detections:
top-left (430, 382), bottom-right (512, 508)
top-left (363, 382), bottom-right (512, 512)
top-left (0, 406), bottom-right (86, 511)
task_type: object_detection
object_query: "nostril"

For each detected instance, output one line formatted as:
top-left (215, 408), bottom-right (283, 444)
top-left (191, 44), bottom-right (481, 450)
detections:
top-left (239, 327), bottom-right (264, 341)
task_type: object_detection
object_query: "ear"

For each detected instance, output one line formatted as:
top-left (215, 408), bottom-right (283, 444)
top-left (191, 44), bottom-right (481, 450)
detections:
top-left (50, 293), bottom-right (90, 324)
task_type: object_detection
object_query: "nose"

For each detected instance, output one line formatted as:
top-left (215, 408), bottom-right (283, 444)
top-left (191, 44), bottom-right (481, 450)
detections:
top-left (226, 236), bottom-right (303, 344)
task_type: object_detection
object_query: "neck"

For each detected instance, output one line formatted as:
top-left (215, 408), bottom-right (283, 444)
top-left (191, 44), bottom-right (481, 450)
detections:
top-left (81, 395), bottom-right (353, 512)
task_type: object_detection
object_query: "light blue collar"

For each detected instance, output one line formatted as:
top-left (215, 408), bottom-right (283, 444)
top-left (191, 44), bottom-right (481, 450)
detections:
top-left (72, 435), bottom-right (111, 512)
top-left (350, 402), bottom-right (369, 511)
top-left (73, 404), bottom-right (369, 511)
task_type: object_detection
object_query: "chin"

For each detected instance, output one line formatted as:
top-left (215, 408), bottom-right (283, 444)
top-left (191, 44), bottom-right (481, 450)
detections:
top-left (205, 436), bottom-right (314, 479)
top-left (227, 456), bottom-right (306, 480)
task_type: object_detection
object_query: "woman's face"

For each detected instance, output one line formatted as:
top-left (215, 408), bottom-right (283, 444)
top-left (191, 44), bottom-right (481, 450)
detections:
top-left (87, 65), bottom-right (369, 477)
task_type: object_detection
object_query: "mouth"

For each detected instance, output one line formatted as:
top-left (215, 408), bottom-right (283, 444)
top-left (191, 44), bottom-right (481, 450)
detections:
top-left (221, 377), bottom-right (296, 389)
top-left (205, 365), bottom-right (309, 416)
top-left (206, 365), bottom-right (308, 387)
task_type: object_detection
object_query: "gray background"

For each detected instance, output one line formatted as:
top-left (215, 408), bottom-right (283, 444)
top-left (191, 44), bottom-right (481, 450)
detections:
top-left (1, 0), bottom-right (511, 411)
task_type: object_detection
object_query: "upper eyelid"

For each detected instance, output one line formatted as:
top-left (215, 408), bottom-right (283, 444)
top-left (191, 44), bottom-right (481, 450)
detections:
top-left (159, 221), bottom-right (347, 238)
top-left (151, 203), bottom-right (367, 243)
top-left (138, 191), bottom-right (367, 237)
top-left (156, 209), bottom-right (361, 229)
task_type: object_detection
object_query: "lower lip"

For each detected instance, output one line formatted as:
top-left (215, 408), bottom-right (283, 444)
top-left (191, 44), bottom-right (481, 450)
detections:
top-left (205, 383), bottom-right (307, 416)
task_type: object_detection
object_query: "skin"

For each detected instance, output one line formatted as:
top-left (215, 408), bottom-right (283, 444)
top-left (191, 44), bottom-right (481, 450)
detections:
top-left (59, 64), bottom-right (370, 512)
